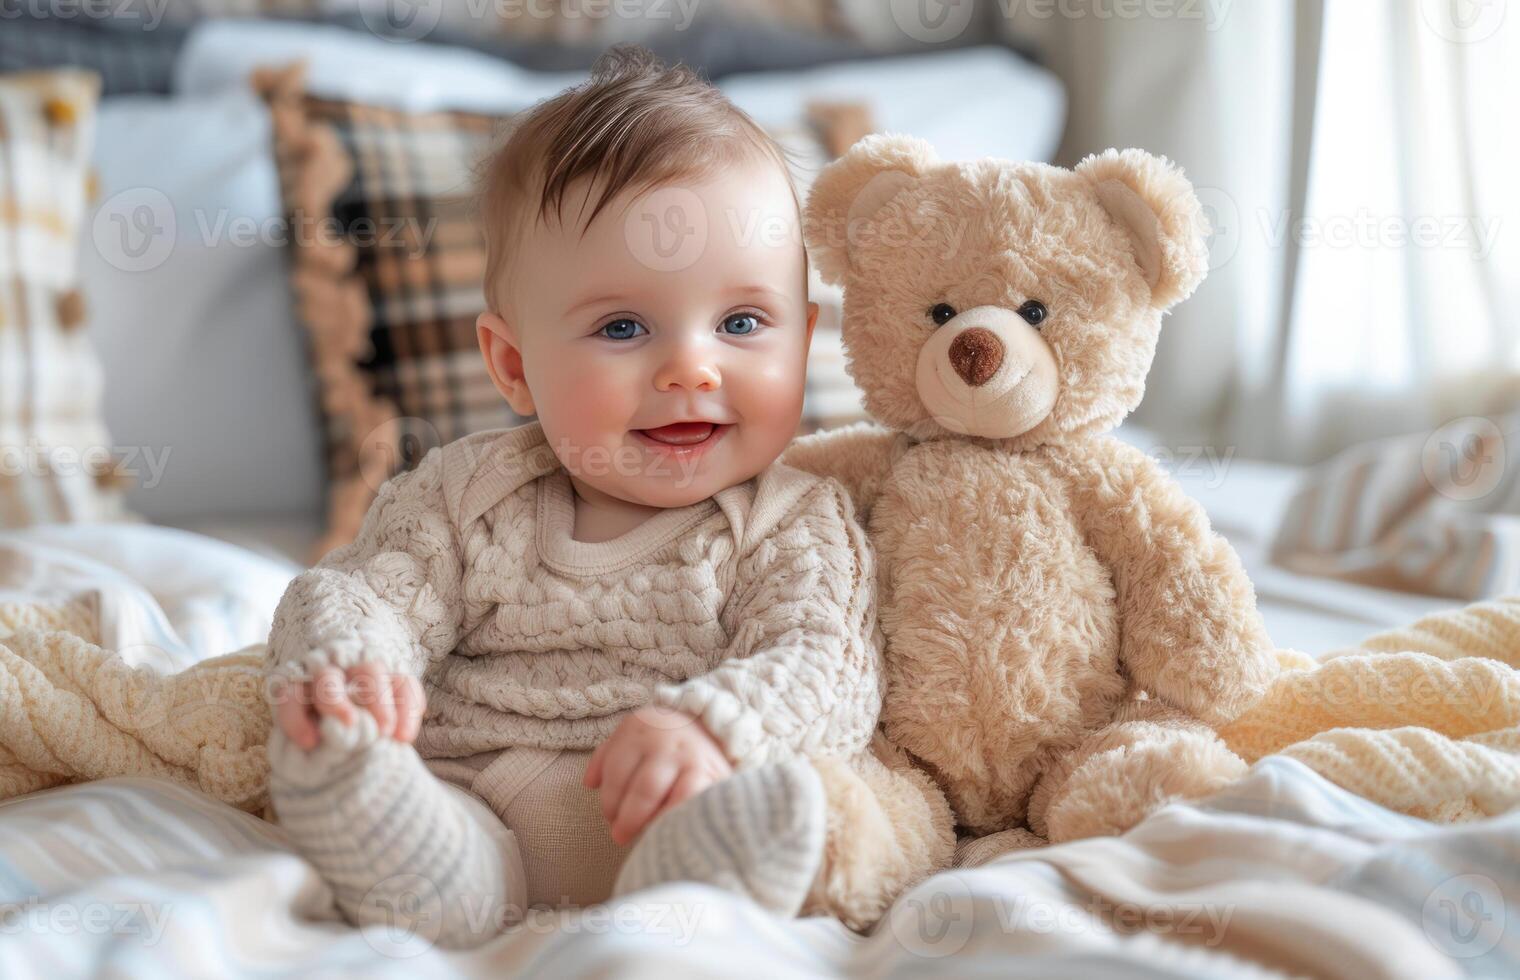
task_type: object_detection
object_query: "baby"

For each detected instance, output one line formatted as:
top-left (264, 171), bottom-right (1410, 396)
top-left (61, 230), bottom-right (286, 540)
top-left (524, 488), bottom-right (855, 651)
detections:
top-left (264, 48), bottom-right (882, 948)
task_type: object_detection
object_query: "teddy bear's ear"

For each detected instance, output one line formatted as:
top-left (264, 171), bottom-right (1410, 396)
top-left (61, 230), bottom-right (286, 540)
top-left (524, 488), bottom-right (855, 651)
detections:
top-left (804, 134), bottom-right (939, 285)
top-left (1076, 149), bottom-right (1209, 309)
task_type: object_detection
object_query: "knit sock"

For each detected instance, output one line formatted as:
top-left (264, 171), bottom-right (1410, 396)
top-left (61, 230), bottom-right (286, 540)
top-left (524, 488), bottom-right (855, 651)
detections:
top-left (612, 758), bottom-right (827, 916)
top-left (268, 712), bottom-right (527, 949)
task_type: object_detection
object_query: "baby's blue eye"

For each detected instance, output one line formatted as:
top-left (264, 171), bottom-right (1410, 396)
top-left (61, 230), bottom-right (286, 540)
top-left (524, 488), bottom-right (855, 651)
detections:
top-left (599, 318), bottom-right (646, 341)
top-left (721, 313), bottom-right (759, 335)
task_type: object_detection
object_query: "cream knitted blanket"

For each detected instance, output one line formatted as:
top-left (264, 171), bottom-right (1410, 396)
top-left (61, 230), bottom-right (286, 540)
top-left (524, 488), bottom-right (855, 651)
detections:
top-left (0, 601), bottom-right (271, 813)
top-left (2, 595), bottom-right (1518, 823)
top-left (1218, 596), bottom-right (1520, 821)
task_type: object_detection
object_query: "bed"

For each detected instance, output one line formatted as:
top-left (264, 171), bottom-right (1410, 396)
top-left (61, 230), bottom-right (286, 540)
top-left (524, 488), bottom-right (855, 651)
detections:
top-left (2, 15), bottom-right (1510, 978)
top-left (2, 443), bottom-right (1508, 980)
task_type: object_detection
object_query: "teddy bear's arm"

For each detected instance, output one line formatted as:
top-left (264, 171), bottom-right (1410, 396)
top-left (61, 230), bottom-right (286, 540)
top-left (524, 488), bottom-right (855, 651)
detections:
top-left (781, 421), bottom-right (901, 524)
top-left (1058, 438), bottom-right (1278, 727)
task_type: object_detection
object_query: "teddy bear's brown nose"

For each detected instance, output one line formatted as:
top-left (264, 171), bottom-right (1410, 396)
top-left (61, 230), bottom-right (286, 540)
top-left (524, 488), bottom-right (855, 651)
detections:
top-left (948, 328), bottom-right (1004, 387)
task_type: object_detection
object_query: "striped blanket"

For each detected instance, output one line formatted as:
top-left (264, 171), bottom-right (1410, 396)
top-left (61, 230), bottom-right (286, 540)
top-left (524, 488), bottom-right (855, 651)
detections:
top-left (1273, 413), bottom-right (1520, 600)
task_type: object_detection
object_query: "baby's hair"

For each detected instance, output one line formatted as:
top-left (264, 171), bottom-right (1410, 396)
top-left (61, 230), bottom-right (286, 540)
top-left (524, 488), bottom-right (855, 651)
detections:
top-left (476, 44), bottom-right (797, 313)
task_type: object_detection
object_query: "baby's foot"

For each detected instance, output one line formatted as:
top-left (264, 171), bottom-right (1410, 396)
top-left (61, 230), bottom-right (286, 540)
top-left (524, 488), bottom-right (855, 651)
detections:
top-left (267, 708), bottom-right (384, 791)
top-left (269, 712), bottom-right (528, 948)
top-left (612, 758), bottom-right (827, 916)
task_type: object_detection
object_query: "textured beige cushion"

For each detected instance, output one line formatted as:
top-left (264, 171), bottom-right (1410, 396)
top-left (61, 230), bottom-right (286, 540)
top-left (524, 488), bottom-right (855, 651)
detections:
top-left (0, 69), bottom-right (130, 528)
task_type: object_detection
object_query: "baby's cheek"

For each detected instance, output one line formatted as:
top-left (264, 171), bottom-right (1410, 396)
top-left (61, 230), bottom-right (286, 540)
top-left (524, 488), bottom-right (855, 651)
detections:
top-left (539, 356), bottom-right (643, 443)
top-left (734, 353), bottom-right (808, 442)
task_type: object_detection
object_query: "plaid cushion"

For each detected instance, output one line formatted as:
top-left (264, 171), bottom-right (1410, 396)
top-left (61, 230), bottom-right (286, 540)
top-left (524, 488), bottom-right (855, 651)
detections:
top-left (258, 64), bottom-right (868, 556)
top-left (256, 64), bottom-right (528, 556)
top-left (0, 69), bottom-right (130, 527)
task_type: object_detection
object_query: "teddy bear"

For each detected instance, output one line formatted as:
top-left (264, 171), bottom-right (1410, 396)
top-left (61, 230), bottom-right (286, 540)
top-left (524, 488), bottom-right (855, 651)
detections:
top-left (791, 135), bottom-right (1279, 913)
top-left (613, 135), bottom-right (1279, 930)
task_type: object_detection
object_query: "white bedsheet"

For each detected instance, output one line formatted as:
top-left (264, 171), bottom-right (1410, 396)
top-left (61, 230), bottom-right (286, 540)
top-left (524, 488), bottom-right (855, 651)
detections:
top-left (0, 760), bottom-right (1512, 978)
top-left (0, 523), bottom-right (296, 669)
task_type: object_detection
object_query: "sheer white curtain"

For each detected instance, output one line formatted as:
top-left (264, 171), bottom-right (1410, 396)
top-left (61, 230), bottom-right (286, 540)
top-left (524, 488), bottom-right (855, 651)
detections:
top-left (1270, 0), bottom-right (1520, 460)
top-left (999, 0), bottom-right (1518, 462)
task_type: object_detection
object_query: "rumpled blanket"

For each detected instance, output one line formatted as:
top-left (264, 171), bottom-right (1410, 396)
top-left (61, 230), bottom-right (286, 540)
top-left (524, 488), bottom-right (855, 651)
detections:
top-left (2, 590), bottom-right (1519, 826)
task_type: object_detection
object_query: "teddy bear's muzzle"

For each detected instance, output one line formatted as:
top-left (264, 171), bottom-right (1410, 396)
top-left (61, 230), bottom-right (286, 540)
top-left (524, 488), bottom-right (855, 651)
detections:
top-left (914, 305), bottom-right (1060, 439)
top-left (948, 328), bottom-right (1004, 387)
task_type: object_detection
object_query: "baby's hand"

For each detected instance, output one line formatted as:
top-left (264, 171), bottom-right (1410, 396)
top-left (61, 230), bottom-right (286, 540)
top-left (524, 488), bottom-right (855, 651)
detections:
top-left (585, 706), bottom-right (732, 846)
top-left (273, 662), bottom-right (425, 750)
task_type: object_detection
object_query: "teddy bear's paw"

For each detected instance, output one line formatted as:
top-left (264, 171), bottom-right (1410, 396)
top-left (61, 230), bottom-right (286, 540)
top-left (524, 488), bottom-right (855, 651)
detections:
top-left (1040, 731), bottom-right (1248, 844)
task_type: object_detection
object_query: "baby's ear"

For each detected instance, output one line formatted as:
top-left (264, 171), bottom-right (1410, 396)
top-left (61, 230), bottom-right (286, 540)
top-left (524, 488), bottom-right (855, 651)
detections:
top-left (804, 134), bottom-right (939, 285)
top-left (1076, 148), bottom-right (1209, 310)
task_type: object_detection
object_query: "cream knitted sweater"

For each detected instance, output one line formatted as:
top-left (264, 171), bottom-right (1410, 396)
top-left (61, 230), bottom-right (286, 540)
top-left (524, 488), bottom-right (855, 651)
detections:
top-left (264, 421), bottom-right (884, 769)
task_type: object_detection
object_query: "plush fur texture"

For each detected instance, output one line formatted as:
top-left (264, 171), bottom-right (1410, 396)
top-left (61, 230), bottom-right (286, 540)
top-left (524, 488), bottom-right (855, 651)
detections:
top-left (802, 734), bottom-right (955, 930)
top-left (783, 135), bottom-right (1276, 925)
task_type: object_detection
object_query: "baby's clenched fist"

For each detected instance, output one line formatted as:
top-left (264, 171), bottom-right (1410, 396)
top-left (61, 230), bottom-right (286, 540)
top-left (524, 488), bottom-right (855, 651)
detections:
top-left (273, 661), bottom-right (425, 750)
top-left (585, 705), bottom-right (733, 846)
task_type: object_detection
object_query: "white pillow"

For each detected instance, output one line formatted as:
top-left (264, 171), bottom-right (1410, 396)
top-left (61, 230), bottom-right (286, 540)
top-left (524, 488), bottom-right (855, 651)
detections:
top-left (175, 19), bottom-right (585, 111)
top-left (82, 88), bottom-right (324, 523)
top-left (718, 46), bottom-right (1066, 164)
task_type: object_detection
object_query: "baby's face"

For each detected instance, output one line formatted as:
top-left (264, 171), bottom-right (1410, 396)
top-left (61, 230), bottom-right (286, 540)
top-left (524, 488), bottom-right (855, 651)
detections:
top-left (482, 156), bottom-right (817, 508)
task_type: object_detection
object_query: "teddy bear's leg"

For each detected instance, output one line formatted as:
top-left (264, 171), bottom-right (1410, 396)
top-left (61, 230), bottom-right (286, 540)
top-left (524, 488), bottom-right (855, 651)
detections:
top-left (802, 733), bottom-right (957, 931)
top-left (1026, 698), bottom-right (1248, 843)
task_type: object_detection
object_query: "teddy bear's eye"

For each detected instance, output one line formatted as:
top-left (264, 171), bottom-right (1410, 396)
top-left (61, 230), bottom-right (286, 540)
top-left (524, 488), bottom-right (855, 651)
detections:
top-left (929, 303), bottom-right (958, 326)
top-left (1018, 299), bottom-right (1048, 327)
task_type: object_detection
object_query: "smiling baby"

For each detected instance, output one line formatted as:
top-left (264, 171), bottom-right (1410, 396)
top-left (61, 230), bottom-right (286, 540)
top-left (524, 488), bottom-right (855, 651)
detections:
top-left (263, 47), bottom-right (883, 947)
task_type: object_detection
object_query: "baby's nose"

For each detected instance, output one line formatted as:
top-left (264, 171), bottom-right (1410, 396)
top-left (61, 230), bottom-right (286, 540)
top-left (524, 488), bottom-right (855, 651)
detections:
top-left (948, 327), bottom-right (1004, 387)
top-left (655, 359), bottom-right (722, 391)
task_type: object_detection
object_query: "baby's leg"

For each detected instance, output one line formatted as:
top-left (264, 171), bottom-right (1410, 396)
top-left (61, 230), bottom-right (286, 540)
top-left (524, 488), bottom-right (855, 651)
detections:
top-left (268, 713), bottom-right (527, 949)
top-left (612, 735), bottom-right (955, 930)
top-left (612, 757), bottom-right (830, 916)
top-left (466, 747), bottom-right (631, 908)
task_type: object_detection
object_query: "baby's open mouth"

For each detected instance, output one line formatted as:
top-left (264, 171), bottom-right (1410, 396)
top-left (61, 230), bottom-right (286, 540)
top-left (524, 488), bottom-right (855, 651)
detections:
top-left (634, 421), bottom-right (729, 447)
